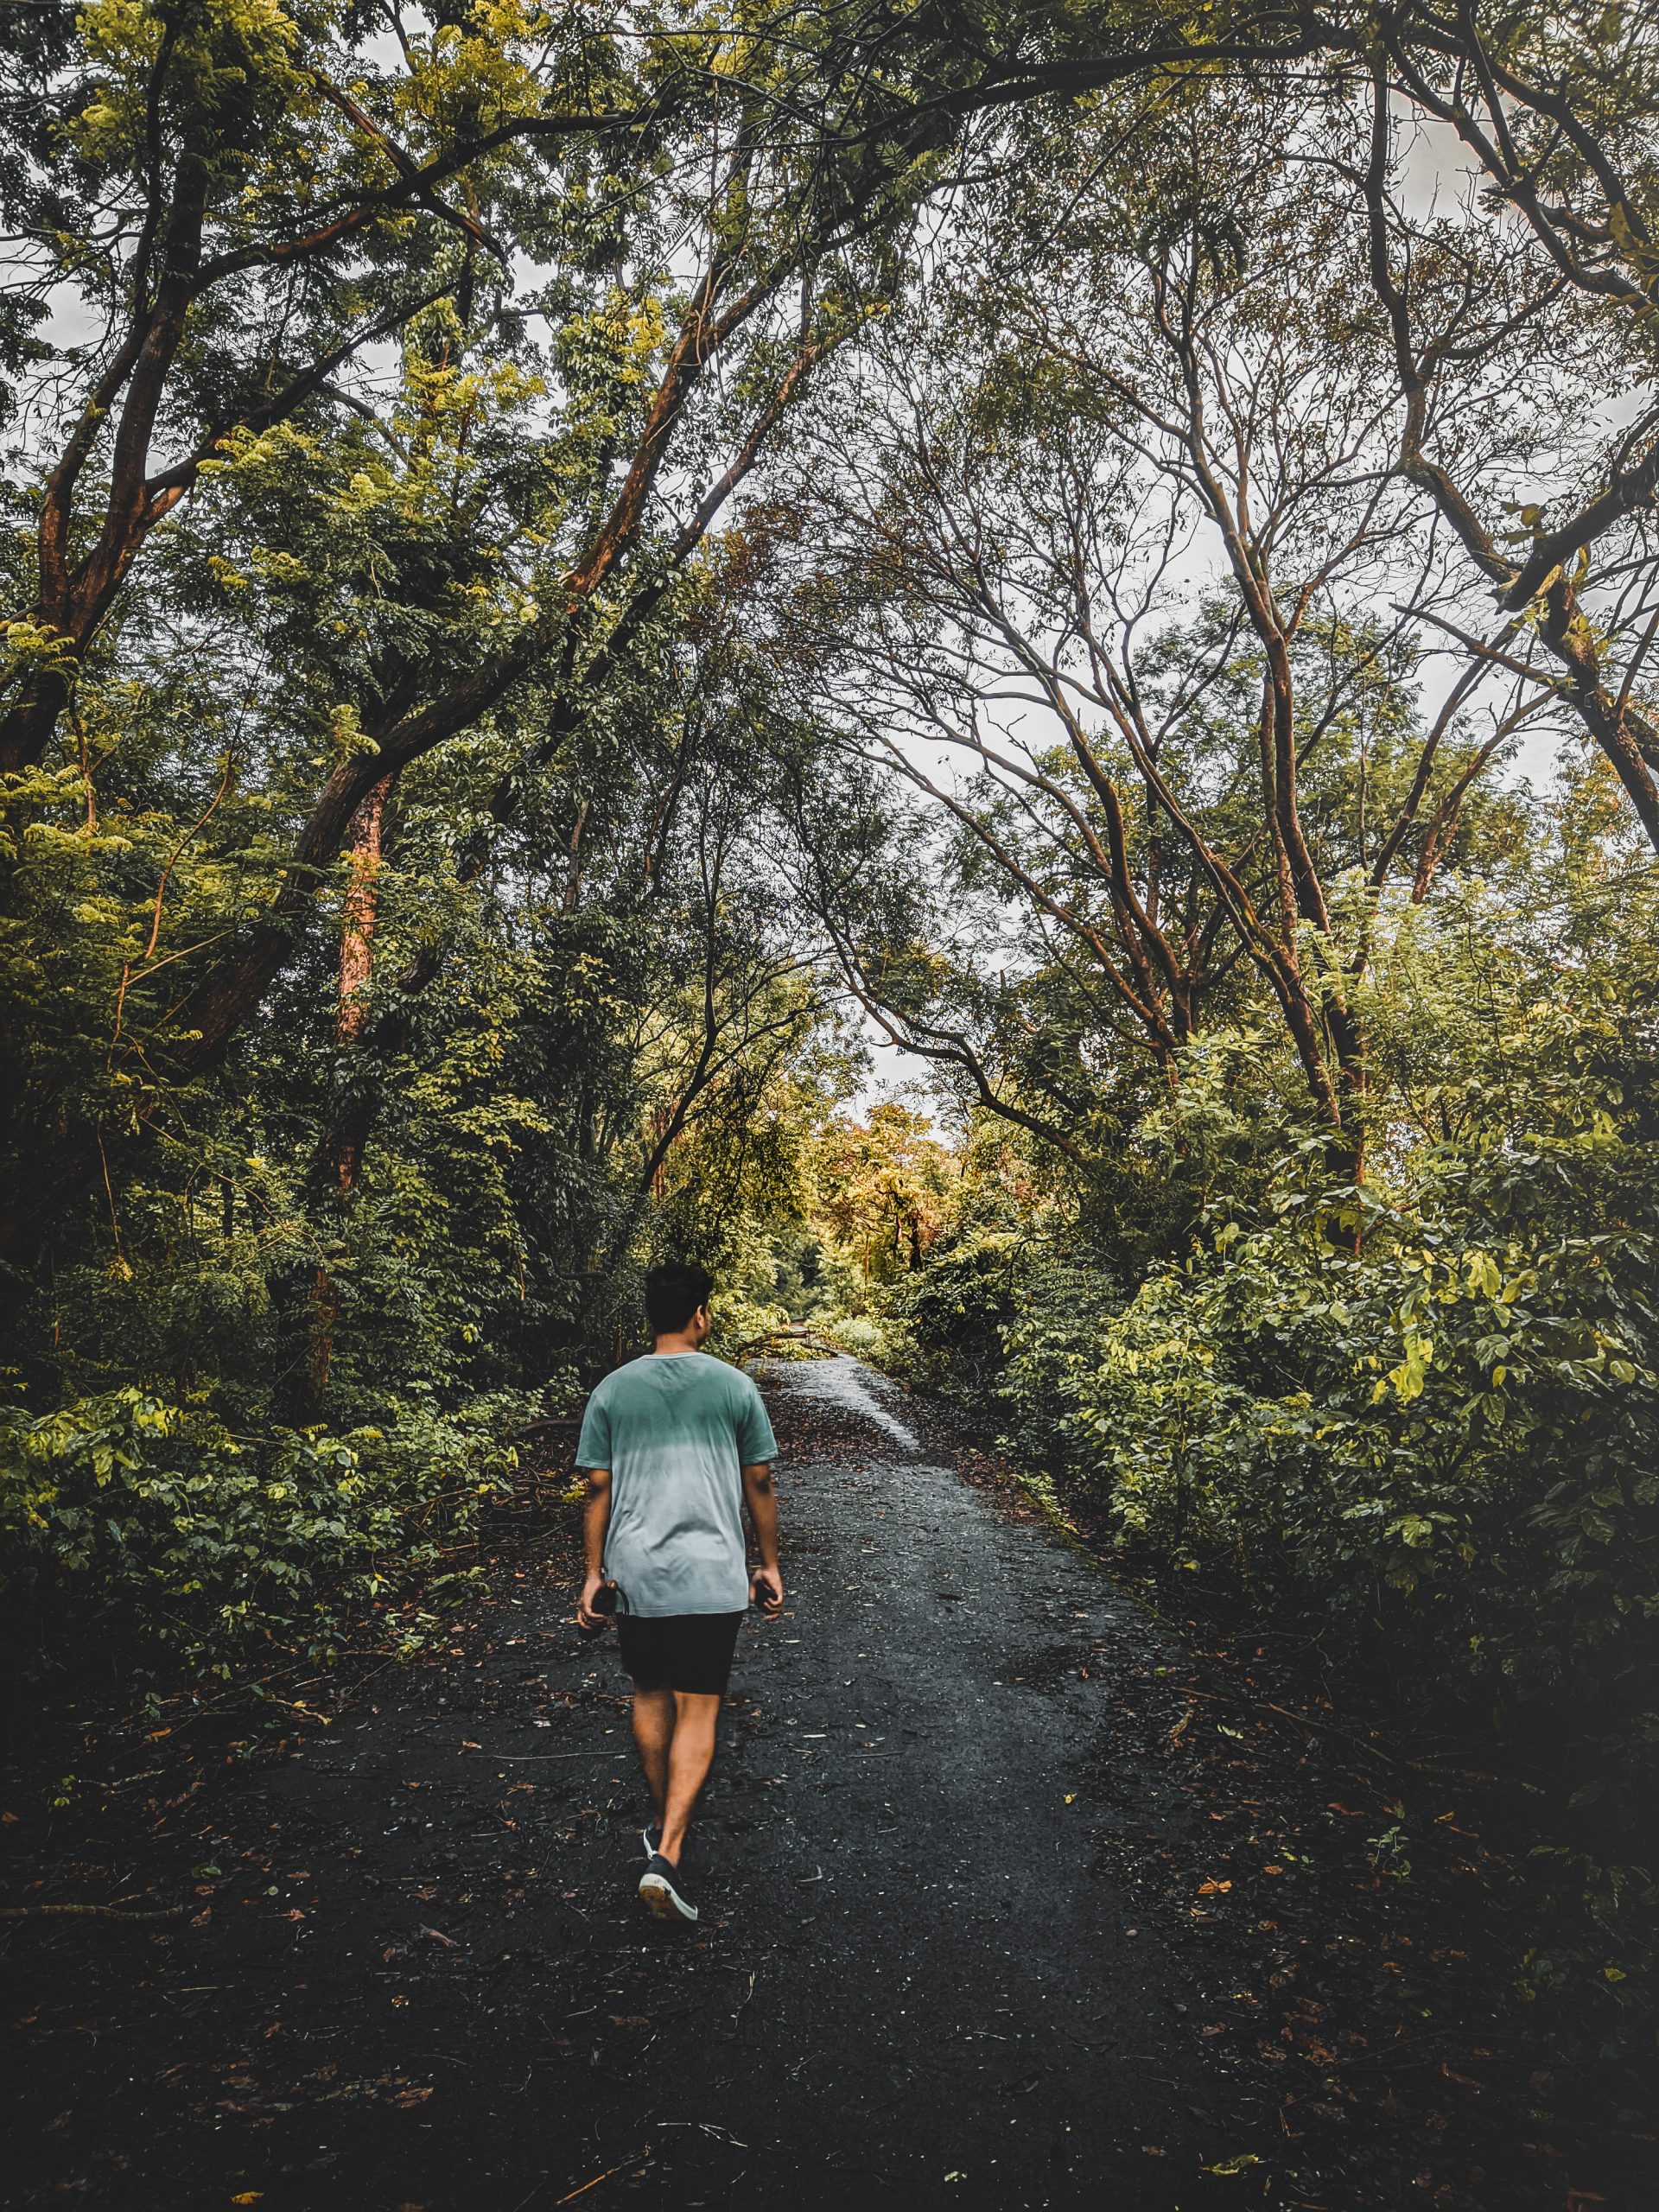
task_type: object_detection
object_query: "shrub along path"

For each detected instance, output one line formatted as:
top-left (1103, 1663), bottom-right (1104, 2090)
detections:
top-left (3, 1360), bottom-right (1643, 2209)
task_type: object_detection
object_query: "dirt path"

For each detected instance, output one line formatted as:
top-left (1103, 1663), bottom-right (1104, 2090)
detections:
top-left (3, 1359), bottom-right (1642, 2209)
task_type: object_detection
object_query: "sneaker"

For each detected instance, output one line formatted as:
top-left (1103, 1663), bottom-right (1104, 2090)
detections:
top-left (640, 1822), bottom-right (660, 1862)
top-left (639, 1853), bottom-right (698, 1924)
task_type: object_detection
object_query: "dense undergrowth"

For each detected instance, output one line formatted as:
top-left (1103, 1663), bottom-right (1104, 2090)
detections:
top-left (0, 1389), bottom-right (519, 1679)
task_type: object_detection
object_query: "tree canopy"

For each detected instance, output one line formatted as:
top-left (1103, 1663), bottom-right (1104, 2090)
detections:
top-left (3, 0), bottom-right (1656, 2048)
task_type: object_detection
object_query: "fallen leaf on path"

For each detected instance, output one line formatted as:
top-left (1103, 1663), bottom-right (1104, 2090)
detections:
top-left (1203, 2153), bottom-right (1263, 2175)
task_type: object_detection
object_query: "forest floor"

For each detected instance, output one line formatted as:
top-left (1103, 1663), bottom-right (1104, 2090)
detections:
top-left (3, 1357), bottom-right (1651, 2212)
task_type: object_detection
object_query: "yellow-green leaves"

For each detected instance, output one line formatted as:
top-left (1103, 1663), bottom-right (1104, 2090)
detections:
top-left (1377, 1326), bottom-right (1433, 1405)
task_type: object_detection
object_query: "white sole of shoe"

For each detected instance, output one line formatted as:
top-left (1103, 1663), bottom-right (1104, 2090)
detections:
top-left (639, 1871), bottom-right (697, 1923)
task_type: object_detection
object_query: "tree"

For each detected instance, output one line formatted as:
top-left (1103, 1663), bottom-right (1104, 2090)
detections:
top-left (0, 0), bottom-right (959, 1266)
top-left (0, 0), bottom-right (651, 773)
top-left (775, 82), bottom-right (1540, 1166)
top-left (1357, 41), bottom-right (1659, 845)
top-left (811, 1102), bottom-right (957, 1283)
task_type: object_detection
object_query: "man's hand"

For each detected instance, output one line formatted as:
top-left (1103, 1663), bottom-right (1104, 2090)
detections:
top-left (750, 1563), bottom-right (785, 1618)
top-left (577, 1571), bottom-right (609, 1631)
top-left (578, 1467), bottom-right (613, 1630)
top-left (741, 1462), bottom-right (782, 1618)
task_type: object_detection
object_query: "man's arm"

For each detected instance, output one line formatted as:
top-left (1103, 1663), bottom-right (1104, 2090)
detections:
top-left (741, 1461), bottom-right (784, 1617)
top-left (577, 1465), bottom-right (612, 1629)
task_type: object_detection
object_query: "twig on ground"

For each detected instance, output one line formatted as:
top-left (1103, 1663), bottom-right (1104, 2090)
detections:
top-left (553, 2152), bottom-right (645, 2203)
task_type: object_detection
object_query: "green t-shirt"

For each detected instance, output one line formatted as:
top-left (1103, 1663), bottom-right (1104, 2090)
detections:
top-left (575, 1352), bottom-right (779, 1617)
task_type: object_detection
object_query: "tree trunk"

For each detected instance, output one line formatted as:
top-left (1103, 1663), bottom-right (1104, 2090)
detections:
top-left (323, 774), bottom-right (391, 1198)
top-left (304, 774), bottom-right (391, 1418)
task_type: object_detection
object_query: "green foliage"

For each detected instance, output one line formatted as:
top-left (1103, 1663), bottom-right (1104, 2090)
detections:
top-left (1067, 1135), bottom-right (1658, 1750)
top-left (0, 669), bottom-right (853, 1669)
top-left (0, 1388), bottom-right (515, 1673)
top-left (880, 1228), bottom-right (1028, 1387)
top-left (0, 440), bottom-right (859, 1675)
top-left (897, 830), bottom-right (1659, 1678)
top-left (1033, 1125), bottom-right (1659, 2035)
top-left (929, 848), bottom-right (1659, 2040)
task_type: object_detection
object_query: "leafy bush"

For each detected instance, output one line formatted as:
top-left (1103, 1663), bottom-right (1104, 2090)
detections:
top-left (704, 1287), bottom-right (796, 1358)
top-left (998, 1128), bottom-right (1659, 2038)
top-left (1044, 1131), bottom-right (1659, 1780)
top-left (878, 1230), bottom-right (1026, 1389)
top-left (0, 1389), bottom-right (516, 1675)
top-left (822, 1312), bottom-right (890, 1362)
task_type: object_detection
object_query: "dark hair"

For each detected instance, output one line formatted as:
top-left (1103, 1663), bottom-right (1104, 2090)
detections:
top-left (644, 1260), bottom-right (714, 1337)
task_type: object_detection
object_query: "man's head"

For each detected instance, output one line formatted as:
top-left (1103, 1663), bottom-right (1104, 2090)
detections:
top-left (645, 1260), bottom-right (715, 1344)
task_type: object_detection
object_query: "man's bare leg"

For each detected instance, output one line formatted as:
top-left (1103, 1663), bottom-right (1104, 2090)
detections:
top-left (658, 1690), bottom-right (720, 1866)
top-left (631, 1686), bottom-right (674, 1823)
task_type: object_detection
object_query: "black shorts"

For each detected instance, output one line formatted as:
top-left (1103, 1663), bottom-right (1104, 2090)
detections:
top-left (616, 1611), bottom-right (743, 1696)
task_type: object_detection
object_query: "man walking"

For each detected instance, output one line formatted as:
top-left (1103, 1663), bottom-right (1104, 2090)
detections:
top-left (575, 1261), bottom-right (783, 1924)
